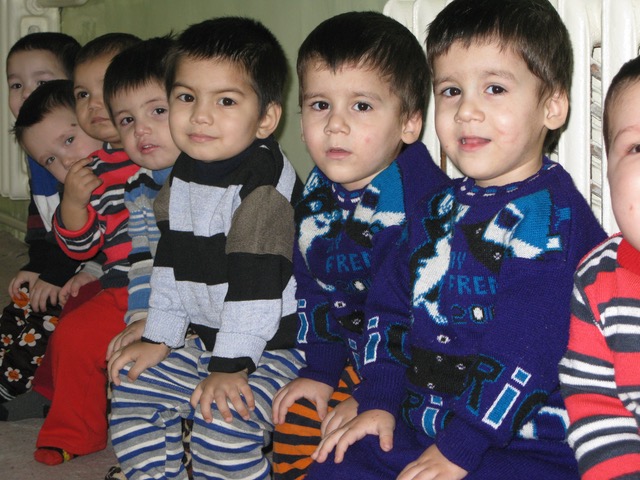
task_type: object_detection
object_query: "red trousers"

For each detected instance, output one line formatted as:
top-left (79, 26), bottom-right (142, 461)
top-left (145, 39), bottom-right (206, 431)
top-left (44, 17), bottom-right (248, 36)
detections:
top-left (32, 280), bottom-right (103, 400)
top-left (36, 287), bottom-right (127, 455)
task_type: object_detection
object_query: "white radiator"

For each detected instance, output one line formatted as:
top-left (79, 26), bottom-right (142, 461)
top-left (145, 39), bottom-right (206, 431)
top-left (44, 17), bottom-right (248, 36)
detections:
top-left (384, 0), bottom-right (640, 234)
top-left (0, 0), bottom-right (61, 200)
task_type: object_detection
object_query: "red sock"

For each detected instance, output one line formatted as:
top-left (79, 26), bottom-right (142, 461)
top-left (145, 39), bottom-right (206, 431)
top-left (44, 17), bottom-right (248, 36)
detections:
top-left (34, 447), bottom-right (77, 465)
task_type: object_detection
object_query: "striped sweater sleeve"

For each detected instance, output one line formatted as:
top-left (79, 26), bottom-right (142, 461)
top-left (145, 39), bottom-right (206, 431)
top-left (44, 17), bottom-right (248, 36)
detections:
top-left (559, 236), bottom-right (640, 480)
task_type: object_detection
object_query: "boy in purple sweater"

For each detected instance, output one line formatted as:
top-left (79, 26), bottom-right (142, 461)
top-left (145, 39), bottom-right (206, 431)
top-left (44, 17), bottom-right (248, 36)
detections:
top-left (310, 1), bottom-right (606, 479)
top-left (271, 11), bottom-right (450, 478)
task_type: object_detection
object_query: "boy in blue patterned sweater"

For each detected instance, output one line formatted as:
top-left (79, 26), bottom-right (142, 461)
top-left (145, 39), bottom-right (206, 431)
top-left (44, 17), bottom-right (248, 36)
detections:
top-left (309, 1), bottom-right (607, 479)
top-left (271, 11), bottom-right (450, 479)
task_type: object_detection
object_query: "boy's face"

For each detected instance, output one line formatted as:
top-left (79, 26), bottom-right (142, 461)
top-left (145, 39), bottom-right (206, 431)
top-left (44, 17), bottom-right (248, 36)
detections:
top-left (7, 50), bottom-right (67, 118)
top-left (74, 53), bottom-right (121, 147)
top-left (168, 57), bottom-right (272, 162)
top-left (432, 41), bottom-right (567, 187)
top-left (110, 81), bottom-right (180, 170)
top-left (21, 106), bottom-right (102, 183)
top-left (300, 62), bottom-right (421, 191)
top-left (606, 80), bottom-right (640, 249)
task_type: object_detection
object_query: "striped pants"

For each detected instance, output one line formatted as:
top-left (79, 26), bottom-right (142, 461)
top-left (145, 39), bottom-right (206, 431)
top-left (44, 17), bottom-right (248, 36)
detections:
top-left (110, 337), bottom-right (304, 480)
top-left (272, 365), bottom-right (360, 479)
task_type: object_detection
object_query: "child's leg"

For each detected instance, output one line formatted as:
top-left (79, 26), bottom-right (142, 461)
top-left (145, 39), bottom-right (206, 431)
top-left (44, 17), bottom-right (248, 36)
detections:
top-left (35, 287), bottom-right (127, 463)
top-left (272, 365), bottom-right (360, 480)
top-left (191, 348), bottom-right (305, 480)
top-left (0, 286), bottom-right (60, 402)
top-left (32, 280), bottom-right (102, 401)
top-left (110, 337), bottom-right (206, 480)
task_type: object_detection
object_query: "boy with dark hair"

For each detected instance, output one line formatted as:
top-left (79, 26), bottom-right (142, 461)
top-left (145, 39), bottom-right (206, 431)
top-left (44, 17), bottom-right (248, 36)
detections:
top-left (107, 17), bottom-right (304, 479)
top-left (32, 32), bottom-right (141, 466)
top-left (100, 36), bottom-right (182, 480)
top-left (271, 11), bottom-right (450, 479)
top-left (5, 32), bottom-right (82, 314)
top-left (560, 55), bottom-right (640, 480)
top-left (103, 35), bottom-right (179, 352)
top-left (310, 1), bottom-right (607, 478)
top-left (0, 80), bottom-right (102, 406)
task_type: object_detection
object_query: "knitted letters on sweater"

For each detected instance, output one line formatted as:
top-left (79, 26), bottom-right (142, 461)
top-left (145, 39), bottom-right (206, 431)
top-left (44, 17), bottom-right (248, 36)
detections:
top-left (356, 158), bottom-right (607, 473)
top-left (295, 142), bottom-right (450, 388)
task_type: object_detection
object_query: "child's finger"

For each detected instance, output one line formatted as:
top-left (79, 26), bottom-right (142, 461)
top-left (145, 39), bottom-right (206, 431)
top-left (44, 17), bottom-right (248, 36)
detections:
top-left (228, 390), bottom-right (250, 421)
top-left (214, 392), bottom-right (233, 423)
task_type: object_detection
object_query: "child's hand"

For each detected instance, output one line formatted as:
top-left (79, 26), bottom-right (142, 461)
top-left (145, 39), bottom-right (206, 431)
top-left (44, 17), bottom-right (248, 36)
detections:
top-left (8, 270), bottom-right (39, 298)
top-left (63, 157), bottom-right (102, 207)
top-left (59, 271), bottom-right (97, 306)
top-left (320, 396), bottom-right (358, 437)
top-left (397, 444), bottom-right (468, 480)
top-left (312, 409), bottom-right (395, 464)
top-left (272, 377), bottom-right (334, 424)
top-left (60, 157), bottom-right (102, 229)
top-left (191, 370), bottom-right (254, 424)
top-left (107, 341), bottom-right (170, 386)
top-left (28, 279), bottom-right (61, 312)
top-left (106, 318), bottom-right (146, 360)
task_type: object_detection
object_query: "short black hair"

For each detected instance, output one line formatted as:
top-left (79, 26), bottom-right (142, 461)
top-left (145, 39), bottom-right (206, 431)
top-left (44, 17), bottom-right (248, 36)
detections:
top-left (103, 35), bottom-right (175, 120)
top-left (7, 32), bottom-right (80, 79)
top-left (75, 32), bottom-right (141, 69)
top-left (426, 0), bottom-right (573, 152)
top-left (165, 17), bottom-right (287, 117)
top-left (12, 79), bottom-right (75, 145)
top-left (297, 11), bottom-right (429, 120)
top-left (603, 55), bottom-right (640, 155)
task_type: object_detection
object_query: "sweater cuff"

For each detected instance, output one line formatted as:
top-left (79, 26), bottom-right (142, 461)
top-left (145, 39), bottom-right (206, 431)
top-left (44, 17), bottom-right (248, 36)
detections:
top-left (435, 416), bottom-right (493, 472)
top-left (299, 343), bottom-right (349, 388)
top-left (352, 363), bottom-right (406, 414)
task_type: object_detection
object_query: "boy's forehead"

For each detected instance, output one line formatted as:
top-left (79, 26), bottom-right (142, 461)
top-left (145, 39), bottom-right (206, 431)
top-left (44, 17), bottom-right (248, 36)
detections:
top-left (303, 59), bottom-right (391, 87)
top-left (111, 81), bottom-right (167, 108)
top-left (7, 49), bottom-right (65, 74)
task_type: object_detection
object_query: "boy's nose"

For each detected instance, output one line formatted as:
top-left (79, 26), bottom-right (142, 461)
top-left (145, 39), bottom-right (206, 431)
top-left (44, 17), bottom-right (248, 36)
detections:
top-left (454, 96), bottom-right (484, 123)
top-left (134, 123), bottom-right (150, 137)
top-left (61, 156), bottom-right (79, 169)
top-left (188, 99), bottom-right (213, 125)
top-left (324, 111), bottom-right (349, 135)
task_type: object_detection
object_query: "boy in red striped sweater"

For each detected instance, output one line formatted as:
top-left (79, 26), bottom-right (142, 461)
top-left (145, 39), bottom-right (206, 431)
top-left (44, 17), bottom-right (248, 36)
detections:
top-left (559, 55), bottom-right (640, 480)
top-left (31, 32), bottom-right (141, 466)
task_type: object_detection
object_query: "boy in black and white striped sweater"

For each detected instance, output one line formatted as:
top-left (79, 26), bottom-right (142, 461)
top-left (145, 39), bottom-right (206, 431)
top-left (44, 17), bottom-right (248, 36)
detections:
top-left (107, 16), bottom-right (304, 480)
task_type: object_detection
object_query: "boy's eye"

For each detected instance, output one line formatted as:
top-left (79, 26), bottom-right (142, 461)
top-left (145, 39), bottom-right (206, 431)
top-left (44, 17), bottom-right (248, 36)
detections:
top-left (9, 82), bottom-right (22, 90)
top-left (120, 116), bottom-right (134, 126)
top-left (218, 97), bottom-right (235, 107)
top-left (76, 91), bottom-right (89, 100)
top-left (177, 93), bottom-right (194, 103)
top-left (44, 156), bottom-right (55, 166)
top-left (310, 101), bottom-right (329, 111)
top-left (630, 144), bottom-right (640, 154)
top-left (64, 136), bottom-right (74, 146)
top-left (353, 102), bottom-right (372, 112)
top-left (153, 107), bottom-right (168, 115)
top-left (37, 80), bottom-right (48, 87)
top-left (485, 85), bottom-right (506, 95)
top-left (441, 87), bottom-right (461, 97)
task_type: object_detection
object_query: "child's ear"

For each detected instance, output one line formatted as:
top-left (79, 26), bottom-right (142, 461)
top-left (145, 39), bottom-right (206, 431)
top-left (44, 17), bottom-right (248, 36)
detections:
top-left (256, 103), bottom-right (282, 139)
top-left (400, 111), bottom-right (423, 144)
top-left (544, 90), bottom-right (569, 130)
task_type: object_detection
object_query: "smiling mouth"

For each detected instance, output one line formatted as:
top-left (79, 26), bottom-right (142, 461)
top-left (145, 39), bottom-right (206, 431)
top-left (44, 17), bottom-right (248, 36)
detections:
top-left (139, 144), bottom-right (157, 153)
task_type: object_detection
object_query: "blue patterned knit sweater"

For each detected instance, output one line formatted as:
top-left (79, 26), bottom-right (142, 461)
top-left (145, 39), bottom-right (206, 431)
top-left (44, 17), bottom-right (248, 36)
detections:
top-left (354, 158), bottom-right (607, 473)
top-left (295, 142), bottom-right (450, 388)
